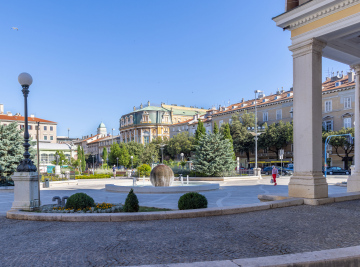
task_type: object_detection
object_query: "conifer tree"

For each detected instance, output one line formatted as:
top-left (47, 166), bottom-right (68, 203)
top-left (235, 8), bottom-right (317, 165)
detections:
top-left (222, 123), bottom-right (236, 160)
top-left (102, 147), bottom-right (108, 162)
top-left (0, 122), bottom-right (25, 178)
top-left (81, 147), bottom-right (86, 171)
top-left (193, 133), bottom-right (236, 176)
top-left (195, 119), bottom-right (206, 143)
top-left (213, 122), bottom-right (219, 134)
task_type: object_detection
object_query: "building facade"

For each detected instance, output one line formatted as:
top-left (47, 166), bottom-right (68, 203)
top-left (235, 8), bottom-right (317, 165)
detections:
top-left (120, 102), bottom-right (207, 145)
top-left (0, 104), bottom-right (57, 143)
top-left (170, 112), bottom-right (213, 138)
top-left (211, 72), bottom-right (356, 169)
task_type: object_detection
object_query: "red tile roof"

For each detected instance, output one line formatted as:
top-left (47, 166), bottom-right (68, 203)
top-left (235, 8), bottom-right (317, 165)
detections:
top-left (88, 136), bottom-right (110, 144)
top-left (213, 75), bottom-right (355, 116)
top-left (0, 115), bottom-right (56, 123)
top-left (82, 134), bottom-right (100, 142)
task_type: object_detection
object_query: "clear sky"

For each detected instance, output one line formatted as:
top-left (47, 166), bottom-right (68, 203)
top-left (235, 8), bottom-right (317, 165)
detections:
top-left (0, 0), bottom-right (348, 138)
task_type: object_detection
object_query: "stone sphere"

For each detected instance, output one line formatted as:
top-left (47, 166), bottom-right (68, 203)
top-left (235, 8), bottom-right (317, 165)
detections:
top-left (150, 164), bottom-right (174, 187)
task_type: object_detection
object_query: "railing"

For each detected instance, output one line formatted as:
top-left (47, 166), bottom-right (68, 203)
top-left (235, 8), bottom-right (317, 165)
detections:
top-left (237, 169), bottom-right (255, 176)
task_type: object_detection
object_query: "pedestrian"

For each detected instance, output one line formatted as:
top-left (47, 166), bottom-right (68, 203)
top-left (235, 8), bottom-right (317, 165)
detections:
top-left (272, 166), bottom-right (278, 186)
top-left (112, 165), bottom-right (116, 179)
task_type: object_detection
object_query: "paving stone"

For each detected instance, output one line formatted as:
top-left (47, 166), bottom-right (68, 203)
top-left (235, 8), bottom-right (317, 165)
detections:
top-left (1, 200), bottom-right (360, 266)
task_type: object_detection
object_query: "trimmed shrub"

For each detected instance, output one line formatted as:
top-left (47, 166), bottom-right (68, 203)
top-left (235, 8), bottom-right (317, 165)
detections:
top-left (137, 164), bottom-right (151, 176)
top-left (178, 192), bottom-right (208, 210)
top-left (65, 193), bottom-right (95, 210)
top-left (123, 189), bottom-right (139, 212)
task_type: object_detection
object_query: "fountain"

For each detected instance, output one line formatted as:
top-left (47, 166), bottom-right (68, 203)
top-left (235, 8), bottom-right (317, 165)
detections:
top-left (105, 164), bottom-right (219, 194)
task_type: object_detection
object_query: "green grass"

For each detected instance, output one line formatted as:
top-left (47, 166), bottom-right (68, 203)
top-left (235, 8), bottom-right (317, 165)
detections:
top-left (138, 206), bottom-right (172, 212)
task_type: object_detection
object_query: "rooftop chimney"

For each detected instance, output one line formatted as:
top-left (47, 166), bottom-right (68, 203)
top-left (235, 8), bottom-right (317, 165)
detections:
top-left (148, 100), bottom-right (150, 106)
top-left (133, 106), bottom-right (136, 111)
top-left (140, 103), bottom-right (143, 109)
top-left (30, 114), bottom-right (35, 118)
top-left (0, 104), bottom-right (3, 114)
top-left (7, 111), bottom-right (12, 116)
top-left (348, 71), bottom-right (355, 83)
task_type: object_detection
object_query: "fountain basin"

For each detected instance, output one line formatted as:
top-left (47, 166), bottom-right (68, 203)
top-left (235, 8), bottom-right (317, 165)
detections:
top-left (105, 181), bottom-right (219, 194)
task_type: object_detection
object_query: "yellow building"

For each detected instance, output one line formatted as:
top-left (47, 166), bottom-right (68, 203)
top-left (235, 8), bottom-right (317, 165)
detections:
top-left (211, 72), bottom-right (356, 168)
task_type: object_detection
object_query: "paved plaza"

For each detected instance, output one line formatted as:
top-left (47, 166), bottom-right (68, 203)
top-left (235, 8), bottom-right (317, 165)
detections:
top-left (1, 198), bottom-right (360, 266)
top-left (0, 176), bottom-right (348, 215)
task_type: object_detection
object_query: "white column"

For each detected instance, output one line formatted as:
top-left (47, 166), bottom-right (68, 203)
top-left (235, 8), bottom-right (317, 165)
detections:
top-left (288, 38), bottom-right (328, 199)
top-left (348, 65), bottom-right (360, 192)
top-left (140, 129), bottom-right (143, 144)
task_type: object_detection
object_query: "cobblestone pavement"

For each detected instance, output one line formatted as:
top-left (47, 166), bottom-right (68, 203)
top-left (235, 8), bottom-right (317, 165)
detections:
top-left (1, 200), bottom-right (360, 266)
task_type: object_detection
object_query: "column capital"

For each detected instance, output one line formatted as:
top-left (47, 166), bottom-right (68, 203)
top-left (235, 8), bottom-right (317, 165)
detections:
top-left (350, 64), bottom-right (360, 74)
top-left (289, 38), bottom-right (327, 58)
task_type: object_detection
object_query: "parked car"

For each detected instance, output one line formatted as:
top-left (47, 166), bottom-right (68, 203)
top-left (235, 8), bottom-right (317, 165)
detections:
top-left (323, 166), bottom-right (350, 175)
top-left (261, 167), bottom-right (293, 176)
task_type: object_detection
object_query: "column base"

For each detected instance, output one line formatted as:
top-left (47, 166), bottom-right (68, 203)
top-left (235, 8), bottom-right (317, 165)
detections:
top-left (347, 172), bottom-right (360, 192)
top-left (11, 172), bottom-right (40, 211)
top-left (288, 172), bottom-right (328, 199)
top-left (254, 168), bottom-right (262, 179)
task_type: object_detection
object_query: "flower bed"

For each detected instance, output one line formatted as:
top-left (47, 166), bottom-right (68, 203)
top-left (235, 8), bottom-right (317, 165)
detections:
top-left (38, 203), bottom-right (171, 213)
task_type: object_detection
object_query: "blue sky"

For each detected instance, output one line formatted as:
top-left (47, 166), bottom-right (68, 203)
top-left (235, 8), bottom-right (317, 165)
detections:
top-left (0, 1), bottom-right (348, 137)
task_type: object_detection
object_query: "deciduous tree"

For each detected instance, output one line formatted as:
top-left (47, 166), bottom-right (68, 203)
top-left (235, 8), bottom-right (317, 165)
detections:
top-left (322, 127), bottom-right (354, 170)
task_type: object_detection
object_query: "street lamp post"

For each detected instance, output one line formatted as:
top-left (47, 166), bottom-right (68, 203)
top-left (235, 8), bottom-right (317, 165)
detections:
top-left (116, 157), bottom-right (119, 169)
top-left (160, 144), bottom-right (166, 163)
top-left (68, 128), bottom-right (70, 139)
top-left (180, 152), bottom-right (184, 169)
top-left (17, 73), bottom-right (37, 173)
top-left (101, 158), bottom-right (104, 169)
top-left (92, 155), bottom-right (95, 175)
top-left (11, 72), bottom-right (40, 211)
top-left (254, 90), bottom-right (263, 178)
top-left (131, 156), bottom-right (133, 170)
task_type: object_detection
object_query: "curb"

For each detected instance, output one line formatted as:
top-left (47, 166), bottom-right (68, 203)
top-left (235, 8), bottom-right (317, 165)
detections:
top-left (128, 245), bottom-right (360, 267)
top-left (6, 198), bottom-right (304, 222)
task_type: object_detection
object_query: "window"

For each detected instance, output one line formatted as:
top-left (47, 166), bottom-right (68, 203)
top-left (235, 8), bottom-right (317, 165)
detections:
top-left (344, 118), bottom-right (352, 129)
top-left (44, 126), bottom-right (47, 131)
top-left (40, 154), bottom-right (48, 164)
top-left (263, 112), bottom-right (268, 122)
top-left (28, 125), bottom-right (32, 130)
top-left (20, 125), bottom-right (24, 129)
top-left (50, 126), bottom-right (53, 131)
top-left (229, 118), bottom-right (232, 125)
top-left (276, 110), bottom-right (282, 120)
top-left (44, 136), bottom-right (47, 140)
top-left (141, 112), bottom-right (151, 123)
top-left (290, 107), bottom-right (293, 118)
top-left (144, 136), bottom-right (150, 144)
top-left (323, 120), bottom-right (333, 131)
top-left (325, 101), bottom-right (332, 112)
top-left (335, 81), bottom-right (343, 87)
top-left (50, 136), bottom-right (53, 140)
top-left (219, 120), bottom-right (223, 127)
top-left (344, 97), bottom-right (351, 109)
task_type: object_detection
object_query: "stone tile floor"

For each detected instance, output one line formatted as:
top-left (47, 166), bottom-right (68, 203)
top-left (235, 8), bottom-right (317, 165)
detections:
top-left (1, 200), bottom-right (360, 266)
